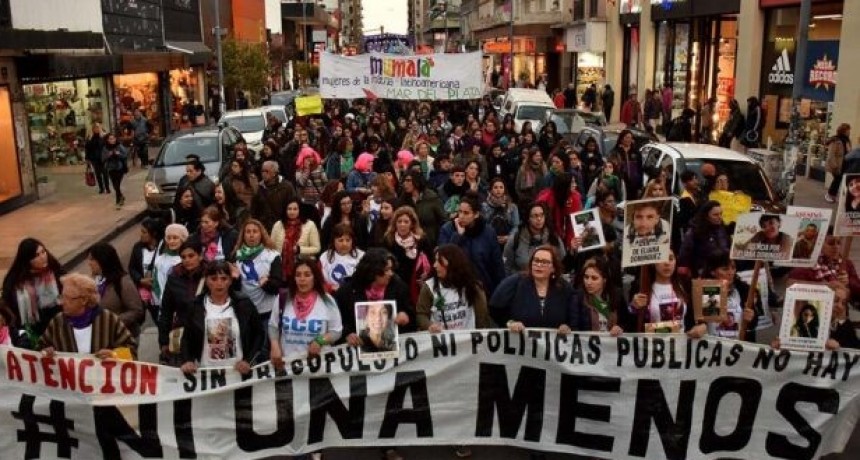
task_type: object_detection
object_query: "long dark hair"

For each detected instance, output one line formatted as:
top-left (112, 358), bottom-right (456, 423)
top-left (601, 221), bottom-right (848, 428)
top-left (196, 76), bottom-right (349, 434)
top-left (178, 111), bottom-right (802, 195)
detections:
top-left (88, 242), bottom-right (127, 296)
top-left (1, 238), bottom-right (64, 313)
top-left (691, 200), bottom-right (722, 241)
top-left (433, 244), bottom-right (482, 306)
top-left (326, 223), bottom-right (358, 263)
top-left (280, 197), bottom-right (307, 227)
top-left (640, 250), bottom-right (688, 305)
top-left (551, 171), bottom-right (572, 211)
top-left (517, 202), bottom-right (562, 246)
top-left (288, 256), bottom-right (327, 298)
top-left (350, 247), bottom-right (396, 290)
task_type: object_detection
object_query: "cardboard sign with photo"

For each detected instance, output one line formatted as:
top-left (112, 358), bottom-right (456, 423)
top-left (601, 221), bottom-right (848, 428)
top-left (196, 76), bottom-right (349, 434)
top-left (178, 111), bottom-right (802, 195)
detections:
top-left (775, 206), bottom-right (832, 268)
top-left (622, 197), bottom-right (673, 268)
top-left (730, 212), bottom-right (801, 261)
top-left (778, 284), bottom-right (834, 352)
top-left (570, 209), bottom-right (606, 253)
top-left (835, 173), bottom-right (860, 236)
top-left (692, 279), bottom-right (727, 323)
top-left (355, 300), bottom-right (400, 361)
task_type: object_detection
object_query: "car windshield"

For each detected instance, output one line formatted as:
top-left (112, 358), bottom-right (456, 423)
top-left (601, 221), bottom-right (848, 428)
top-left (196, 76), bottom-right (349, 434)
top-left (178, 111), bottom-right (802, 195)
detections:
top-left (516, 105), bottom-right (549, 120)
top-left (552, 113), bottom-right (586, 134)
top-left (579, 111), bottom-right (606, 125)
top-left (155, 137), bottom-right (219, 166)
top-left (684, 159), bottom-right (773, 201)
top-left (221, 115), bottom-right (265, 133)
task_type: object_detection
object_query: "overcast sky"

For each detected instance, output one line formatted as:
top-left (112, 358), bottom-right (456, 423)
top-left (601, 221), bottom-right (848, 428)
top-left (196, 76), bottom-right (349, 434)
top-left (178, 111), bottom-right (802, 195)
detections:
top-left (361, 0), bottom-right (408, 35)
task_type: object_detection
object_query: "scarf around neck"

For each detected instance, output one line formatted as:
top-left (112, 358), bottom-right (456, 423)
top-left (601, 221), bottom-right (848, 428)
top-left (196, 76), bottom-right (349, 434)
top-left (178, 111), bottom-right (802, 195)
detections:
top-left (66, 307), bottom-right (99, 330)
top-left (16, 269), bottom-right (60, 325)
top-left (293, 291), bottom-right (318, 321)
top-left (486, 193), bottom-right (509, 209)
top-left (236, 244), bottom-right (264, 262)
top-left (395, 233), bottom-right (418, 259)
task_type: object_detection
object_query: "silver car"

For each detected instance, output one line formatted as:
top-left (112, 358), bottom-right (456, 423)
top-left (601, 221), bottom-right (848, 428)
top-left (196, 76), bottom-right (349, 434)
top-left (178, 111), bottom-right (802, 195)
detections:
top-left (143, 126), bottom-right (244, 210)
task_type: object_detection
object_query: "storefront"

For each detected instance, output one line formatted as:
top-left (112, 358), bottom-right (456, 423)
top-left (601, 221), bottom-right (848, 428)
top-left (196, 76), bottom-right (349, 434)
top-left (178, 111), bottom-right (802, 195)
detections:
top-left (620, 0), bottom-right (642, 101)
top-left (23, 77), bottom-right (112, 168)
top-left (481, 38), bottom-right (547, 88)
top-left (758, 0), bottom-right (843, 180)
top-left (169, 67), bottom-right (207, 130)
top-left (652, 0), bottom-right (740, 136)
top-left (565, 21), bottom-right (607, 104)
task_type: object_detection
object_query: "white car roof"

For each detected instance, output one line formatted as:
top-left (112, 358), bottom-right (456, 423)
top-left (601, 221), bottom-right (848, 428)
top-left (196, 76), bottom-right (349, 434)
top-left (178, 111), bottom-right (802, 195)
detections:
top-left (657, 143), bottom-right (757, 164)
top-left (221, 109), bottom-right (267, 118)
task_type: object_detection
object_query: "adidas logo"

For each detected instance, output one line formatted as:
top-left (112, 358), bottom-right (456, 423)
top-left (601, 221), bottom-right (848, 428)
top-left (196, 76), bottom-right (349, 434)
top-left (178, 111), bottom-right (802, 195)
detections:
top-left (768, 49), bottom-right (794, 85)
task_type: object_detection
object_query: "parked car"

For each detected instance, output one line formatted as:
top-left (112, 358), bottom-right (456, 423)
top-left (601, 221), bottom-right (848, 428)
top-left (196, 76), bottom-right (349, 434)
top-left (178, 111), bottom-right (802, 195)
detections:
top-left (219, 109), bottom-right (268, 154)
top-left (498, 88), bottom-right (555, 133)
top-left (143, 126), bottom-right (244, 210)
top-left (572, 125), bottom-right (651, 158)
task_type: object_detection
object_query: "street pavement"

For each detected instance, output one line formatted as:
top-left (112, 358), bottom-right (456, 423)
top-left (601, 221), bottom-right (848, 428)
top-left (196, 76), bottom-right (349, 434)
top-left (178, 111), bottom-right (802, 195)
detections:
top-left (8, 155), bottom-right (860, 458)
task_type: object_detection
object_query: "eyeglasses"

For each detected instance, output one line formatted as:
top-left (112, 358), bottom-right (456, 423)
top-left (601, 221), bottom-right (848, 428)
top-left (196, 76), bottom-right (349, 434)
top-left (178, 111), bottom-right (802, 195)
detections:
top-left (532, 258), bottom-right (553, 267)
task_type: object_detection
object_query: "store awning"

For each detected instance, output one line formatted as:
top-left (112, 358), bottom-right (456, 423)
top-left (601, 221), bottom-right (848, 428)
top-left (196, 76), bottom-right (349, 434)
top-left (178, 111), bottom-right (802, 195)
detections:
top-left (0, 29), bottom-right (103, 51)
top-left (16, 54), bottom-right (122, 82)
top-left (165, 41), bottom-right (212, 66)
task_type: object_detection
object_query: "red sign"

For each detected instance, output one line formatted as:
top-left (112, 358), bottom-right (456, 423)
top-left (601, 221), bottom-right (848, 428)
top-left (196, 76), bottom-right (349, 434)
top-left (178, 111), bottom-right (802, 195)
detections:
top-left (809, 55), bottom-right (837, 90)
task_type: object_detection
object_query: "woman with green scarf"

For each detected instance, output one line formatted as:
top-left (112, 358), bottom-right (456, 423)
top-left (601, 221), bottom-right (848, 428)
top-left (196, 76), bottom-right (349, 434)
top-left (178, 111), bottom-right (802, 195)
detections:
top-left (573, 256), bottom-right (627, 336)
top-left (231, 218), bottom-right (283, 359)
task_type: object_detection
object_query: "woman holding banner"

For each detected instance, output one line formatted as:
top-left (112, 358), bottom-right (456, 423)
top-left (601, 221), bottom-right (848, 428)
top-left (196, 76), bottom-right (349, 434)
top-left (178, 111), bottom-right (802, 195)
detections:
top-left (629, 250), bottom-right (706, 337)
top-left (572, 256), bottom-right (627, 335)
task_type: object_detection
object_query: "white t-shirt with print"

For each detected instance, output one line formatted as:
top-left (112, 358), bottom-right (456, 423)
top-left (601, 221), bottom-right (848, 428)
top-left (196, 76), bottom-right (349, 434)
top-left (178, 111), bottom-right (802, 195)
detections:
top-left (320, 250), bottom-right (365, 290)
top-left (269, 293), bottom-right (343, 359)
top-left (647, 282), bottom-right (686, 332)
top-left (424, 279), bottom-right (476, 330)
top-left (200, 297), bottom-right (242, 368)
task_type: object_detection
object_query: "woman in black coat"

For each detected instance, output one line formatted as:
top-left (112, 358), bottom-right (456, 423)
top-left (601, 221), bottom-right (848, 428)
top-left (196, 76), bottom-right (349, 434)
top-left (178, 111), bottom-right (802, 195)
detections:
top-left (158, 240), bottom-right (206, 365)
top-left (85, 122), bottom-right (109, 194)
top-left (333, 248), bottom-right (416, 346)
top-left (128, 217), bottom-right (166, 323)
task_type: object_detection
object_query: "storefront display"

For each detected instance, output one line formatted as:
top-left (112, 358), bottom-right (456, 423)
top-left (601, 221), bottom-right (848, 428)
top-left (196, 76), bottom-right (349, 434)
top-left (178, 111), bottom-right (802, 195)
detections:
top-left (23, 78), bottom-right (111, 167)
top-left (575, 52), bottom-right (605, 102)
top-left (113, 72), bottom-right (163, 138)
top-left (169, 67), bottom-right (206, 130)
top-left (0, 88), bottom-right (23, 204)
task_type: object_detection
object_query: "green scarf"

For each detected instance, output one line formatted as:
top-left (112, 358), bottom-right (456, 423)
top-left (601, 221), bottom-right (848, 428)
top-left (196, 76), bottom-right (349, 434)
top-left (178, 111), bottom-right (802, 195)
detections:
top-left (590, 294), bottom-right (610, 320)
top-left (235, 244), bottom-right (264, 262)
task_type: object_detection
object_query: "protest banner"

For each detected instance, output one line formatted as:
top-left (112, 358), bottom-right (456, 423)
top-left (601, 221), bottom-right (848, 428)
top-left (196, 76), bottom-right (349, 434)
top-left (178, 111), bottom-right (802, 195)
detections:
top-left (1, 333), bottom-right (859, 460)
top-left (692, 279), bottom-right (727, 323)
top-left (319, 52), bottom-right (483, 101)
top-left (295, 95), bottom-right (323, 116)
top-left (776, 206), bottom-right (832, 268)
top-left (730, 213), bottom-right (800, 261)
top-left (570, 209), bottom-right (605, 252)
top-left (622, 197), bottom-right (673, 268)
top-left (835, 173), bottom-right (860, 236)
top-left (708, 190), bottom-right (752, 224)
top-left (355, 301), bottom-right (400, 360)
top-left (779, 284), bottom-right (835, 351)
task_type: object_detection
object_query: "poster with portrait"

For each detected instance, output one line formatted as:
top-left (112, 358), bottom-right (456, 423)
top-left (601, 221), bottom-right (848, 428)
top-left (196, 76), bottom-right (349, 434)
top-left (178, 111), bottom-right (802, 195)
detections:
top-left (570, 209), bottom-right (605, 252)
top-left (737, 267), bottom-right (774, 330)
top-left (775, 206), bottom-right (832, 268)
top-left (355, 300), bottom-right (400, 360)
top-left (622, 197), bottom-right (673, 268)
top-left (692, 279), bottom-right (727, 322)
top-left (730, 212), bottom-right (801, 261)
top-left (835, 174), bottom-right (860, 236)
top-left (778, 283), bottom-right (834, 352)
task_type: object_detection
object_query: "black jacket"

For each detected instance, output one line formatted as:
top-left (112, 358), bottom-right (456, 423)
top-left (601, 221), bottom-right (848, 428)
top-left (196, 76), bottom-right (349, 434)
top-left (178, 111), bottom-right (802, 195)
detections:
top-left (180, 292), bottom-right (264, 365)
top-left (128, 241), bottom-right (160, 287)
top-left (85, 133), bottom-right (105, 164)
top-left (333, 275), bottom-right (416, 344)
top-left (159, 265), bottom-right (205, 347)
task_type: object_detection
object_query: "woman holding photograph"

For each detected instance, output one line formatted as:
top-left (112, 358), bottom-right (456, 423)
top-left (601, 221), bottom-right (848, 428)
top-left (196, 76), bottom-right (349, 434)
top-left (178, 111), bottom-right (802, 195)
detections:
top-left (703, 251), bottom-right (762, 341)
top-left (359, 302), bottom-right (397, 352)
top-left (629, 250), bottom-right (705, 337)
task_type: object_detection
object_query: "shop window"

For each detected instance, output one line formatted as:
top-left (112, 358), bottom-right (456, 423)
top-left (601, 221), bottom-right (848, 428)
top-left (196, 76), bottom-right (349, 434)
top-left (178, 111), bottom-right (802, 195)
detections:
top-left (113, 73), bottom-right (162, 139)
top-left (588, 0), bottom-right (600, 18)
top-left (0, 88), bottom-right (22, 203)
top-left (24, 78), bottom-right (110, 168)
top-left (573, 0), bottom-right (585, 20)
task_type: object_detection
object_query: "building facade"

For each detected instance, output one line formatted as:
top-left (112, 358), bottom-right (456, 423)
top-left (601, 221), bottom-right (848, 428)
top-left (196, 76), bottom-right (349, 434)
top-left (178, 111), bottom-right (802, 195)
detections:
top-left (340, 0), bottom-right (363, 48)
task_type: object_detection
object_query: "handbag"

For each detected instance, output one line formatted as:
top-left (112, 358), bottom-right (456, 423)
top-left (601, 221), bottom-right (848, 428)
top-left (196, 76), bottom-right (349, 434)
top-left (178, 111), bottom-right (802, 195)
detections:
top-left (85, 164), bottom-right (96, 187)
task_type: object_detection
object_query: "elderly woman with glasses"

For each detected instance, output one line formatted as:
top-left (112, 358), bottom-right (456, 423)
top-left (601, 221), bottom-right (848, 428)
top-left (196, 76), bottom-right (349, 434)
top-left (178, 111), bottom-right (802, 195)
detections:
top-left (39, 273), bottom-right (136, 359)
top-left (788, 230), bottom-right (860, 299)
top-left (489, 245), bottom-right (588, 333)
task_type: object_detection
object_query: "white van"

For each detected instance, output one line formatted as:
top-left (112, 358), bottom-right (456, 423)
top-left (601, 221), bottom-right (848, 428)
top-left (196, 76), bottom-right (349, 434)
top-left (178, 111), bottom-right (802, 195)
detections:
top-left (498, 88), bottom-right (555, 134)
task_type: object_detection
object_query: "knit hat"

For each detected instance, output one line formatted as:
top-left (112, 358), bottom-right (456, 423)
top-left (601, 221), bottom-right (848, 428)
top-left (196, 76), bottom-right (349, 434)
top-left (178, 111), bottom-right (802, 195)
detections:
top-left (165, 223), bottom-right (189, 241)
top-left (296, 145), bottom-right (322, 168)
top-left (355, 152), bottom-right (374, 173)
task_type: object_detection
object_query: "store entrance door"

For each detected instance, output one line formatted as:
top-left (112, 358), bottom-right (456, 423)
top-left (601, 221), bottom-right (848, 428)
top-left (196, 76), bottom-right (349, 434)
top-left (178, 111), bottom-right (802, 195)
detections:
top-left (0, 87), bottom-right (23, 204)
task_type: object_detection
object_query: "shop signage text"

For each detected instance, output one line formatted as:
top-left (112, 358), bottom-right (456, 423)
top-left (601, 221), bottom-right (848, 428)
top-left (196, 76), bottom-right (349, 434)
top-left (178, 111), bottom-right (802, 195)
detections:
top-left (809, 55), bottom-right (837, 90)
top-left (768, 49), bottom-right (794, 85)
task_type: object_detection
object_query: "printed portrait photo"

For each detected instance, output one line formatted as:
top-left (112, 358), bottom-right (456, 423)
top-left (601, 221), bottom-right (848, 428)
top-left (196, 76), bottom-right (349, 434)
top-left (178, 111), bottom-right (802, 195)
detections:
top-left (355, 300), bottom-right (400, 360)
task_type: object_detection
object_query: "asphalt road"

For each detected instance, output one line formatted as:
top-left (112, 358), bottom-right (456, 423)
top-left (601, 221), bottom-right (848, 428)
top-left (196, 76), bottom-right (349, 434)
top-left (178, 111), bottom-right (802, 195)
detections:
top-left (72, 225), bottom-right (858, 460)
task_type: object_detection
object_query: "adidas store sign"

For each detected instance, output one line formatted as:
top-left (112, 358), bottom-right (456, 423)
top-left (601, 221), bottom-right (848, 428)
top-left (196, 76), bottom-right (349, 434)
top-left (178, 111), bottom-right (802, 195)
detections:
top-left (768, 49), bottom-right (794, 85)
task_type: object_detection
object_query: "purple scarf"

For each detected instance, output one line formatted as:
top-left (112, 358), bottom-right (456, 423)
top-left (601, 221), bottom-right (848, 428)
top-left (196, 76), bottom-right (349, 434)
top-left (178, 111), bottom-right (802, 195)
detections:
top-left (66, 308), bottom-right (99, 329)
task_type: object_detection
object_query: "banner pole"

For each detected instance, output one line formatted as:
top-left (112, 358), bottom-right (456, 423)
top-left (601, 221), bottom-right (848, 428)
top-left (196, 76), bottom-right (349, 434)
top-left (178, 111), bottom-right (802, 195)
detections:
top-left (637, 265), bottom-right (651, 332)
top-left (739, 260), bottom-right (763, 342)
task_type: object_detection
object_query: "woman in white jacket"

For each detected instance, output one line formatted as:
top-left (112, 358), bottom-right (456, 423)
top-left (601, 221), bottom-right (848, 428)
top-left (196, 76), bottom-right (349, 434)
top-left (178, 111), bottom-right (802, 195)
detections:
top-left (152, 224), bottom-right (189, 309)
top-left (270, 198), bottom-right (321, 279)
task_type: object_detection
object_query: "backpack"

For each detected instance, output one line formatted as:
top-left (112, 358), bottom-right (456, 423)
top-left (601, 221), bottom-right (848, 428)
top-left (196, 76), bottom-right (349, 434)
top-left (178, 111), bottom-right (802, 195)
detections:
top-left (487, 204), bottom-right (512, 236)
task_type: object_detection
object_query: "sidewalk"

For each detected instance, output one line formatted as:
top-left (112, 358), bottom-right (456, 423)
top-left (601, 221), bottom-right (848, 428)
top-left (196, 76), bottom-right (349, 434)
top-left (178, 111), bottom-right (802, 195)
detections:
top-left (0, 164), bottom-right (150, 282)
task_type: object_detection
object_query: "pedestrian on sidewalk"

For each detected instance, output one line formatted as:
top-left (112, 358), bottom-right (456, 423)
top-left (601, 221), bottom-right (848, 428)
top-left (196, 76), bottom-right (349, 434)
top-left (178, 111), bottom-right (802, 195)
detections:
top-left (825, 123), bottom-right (851, 203)
top-left (130, 109), bottom-right (150, 167)
top-left (85, 123), bottom-right (109, 194)
top-left (102, 133), bottom-right (128, 209)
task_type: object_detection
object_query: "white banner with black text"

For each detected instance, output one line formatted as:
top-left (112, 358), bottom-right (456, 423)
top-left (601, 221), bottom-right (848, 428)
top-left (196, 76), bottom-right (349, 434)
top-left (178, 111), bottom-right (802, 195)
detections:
top-left (1, 332), bottom-right (859, 459)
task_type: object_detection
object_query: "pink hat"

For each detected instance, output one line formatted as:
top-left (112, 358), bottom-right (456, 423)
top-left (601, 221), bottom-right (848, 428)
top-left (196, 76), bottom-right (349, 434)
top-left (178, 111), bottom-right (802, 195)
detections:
top-left (296, 145), bottom-right (321, 168)
top-left (355, 152), bottom-right (374, 173)
top-left (396, 150), bottom-right (414, 169)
